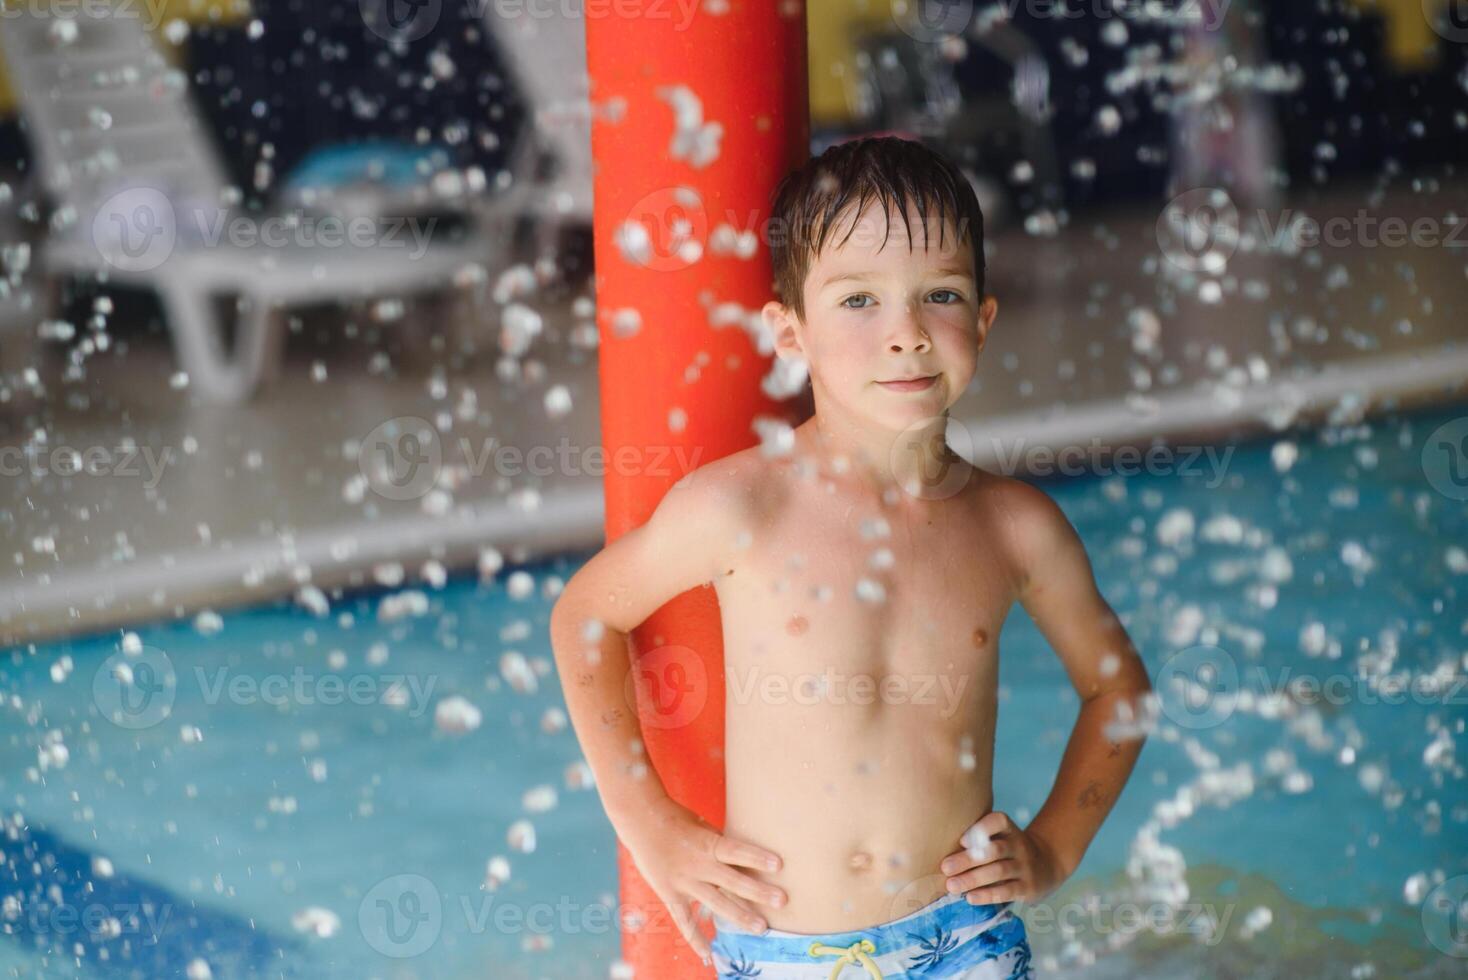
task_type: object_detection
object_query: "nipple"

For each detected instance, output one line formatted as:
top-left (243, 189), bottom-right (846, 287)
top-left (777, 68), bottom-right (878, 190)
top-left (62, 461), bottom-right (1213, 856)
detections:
top-left (786, 614), bottom-right (809, 637)
top-left (972, 627), bottom-right (989, 648)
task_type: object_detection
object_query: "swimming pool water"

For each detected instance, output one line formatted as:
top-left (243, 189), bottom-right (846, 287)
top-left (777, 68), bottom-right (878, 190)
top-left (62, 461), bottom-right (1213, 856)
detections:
top-left (2, 400), bottom-right (1465, 978)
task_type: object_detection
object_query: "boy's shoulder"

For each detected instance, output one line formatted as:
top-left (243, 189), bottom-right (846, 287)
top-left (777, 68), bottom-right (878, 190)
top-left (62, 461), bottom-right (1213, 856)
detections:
top-left (965, 465), bottom-right (1076, 556)
top-left (966, 464), bottom-right (1060, 514)
top-left (674, 443), bottom-right (767, 490)
top-left (664, 445), bottom-right (770, 522)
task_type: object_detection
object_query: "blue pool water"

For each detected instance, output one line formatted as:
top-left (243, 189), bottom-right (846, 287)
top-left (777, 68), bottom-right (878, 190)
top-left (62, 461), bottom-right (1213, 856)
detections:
top-left (2, 401), bottom-right (1466, 979)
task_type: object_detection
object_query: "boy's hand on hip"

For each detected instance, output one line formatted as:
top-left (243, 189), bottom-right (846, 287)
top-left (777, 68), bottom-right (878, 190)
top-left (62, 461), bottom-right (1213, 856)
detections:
top-left (937, 810), bottom-right (1066, 906)
top-left (618, 795), bottom-right (787, 966)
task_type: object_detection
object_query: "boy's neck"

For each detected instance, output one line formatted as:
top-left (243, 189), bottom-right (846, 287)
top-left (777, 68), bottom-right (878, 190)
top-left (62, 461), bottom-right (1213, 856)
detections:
top-left (800, 413), bottom-right (962, 502)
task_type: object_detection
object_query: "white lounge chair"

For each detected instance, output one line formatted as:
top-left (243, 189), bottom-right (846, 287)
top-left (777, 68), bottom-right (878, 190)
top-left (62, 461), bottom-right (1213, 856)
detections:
top-left (479, 7), bottom-right (594, 266)
top-left (0, 7), bottom-right (497, 403)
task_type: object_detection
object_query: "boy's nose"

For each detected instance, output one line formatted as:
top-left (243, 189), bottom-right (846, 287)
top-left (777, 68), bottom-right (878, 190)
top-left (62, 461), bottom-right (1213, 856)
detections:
top-left (888, 324), bottom-right (931, 351)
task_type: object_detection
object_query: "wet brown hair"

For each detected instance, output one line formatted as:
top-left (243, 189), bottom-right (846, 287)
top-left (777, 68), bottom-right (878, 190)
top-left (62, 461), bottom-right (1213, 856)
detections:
top-left (767, 136), bottom-right (986, 322)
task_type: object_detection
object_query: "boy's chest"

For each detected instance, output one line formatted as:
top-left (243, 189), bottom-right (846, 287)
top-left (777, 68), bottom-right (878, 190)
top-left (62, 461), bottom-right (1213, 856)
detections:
top-left (714, 487), bottom-right (1016, 681)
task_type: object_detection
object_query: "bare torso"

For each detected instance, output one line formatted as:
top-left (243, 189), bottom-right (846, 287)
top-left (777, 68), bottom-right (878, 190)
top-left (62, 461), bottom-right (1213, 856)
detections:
top-left (712, 436), bottom-right (1022, 932)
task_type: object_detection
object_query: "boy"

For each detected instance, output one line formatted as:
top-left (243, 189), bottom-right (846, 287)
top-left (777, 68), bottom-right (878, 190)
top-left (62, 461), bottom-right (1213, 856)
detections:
top-left (549, 137), bottom-right (1153, 978)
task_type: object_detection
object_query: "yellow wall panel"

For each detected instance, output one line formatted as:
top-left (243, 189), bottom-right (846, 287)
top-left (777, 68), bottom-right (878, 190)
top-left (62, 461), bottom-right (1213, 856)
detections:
top-left (0, 0), bottom-right (251, 115)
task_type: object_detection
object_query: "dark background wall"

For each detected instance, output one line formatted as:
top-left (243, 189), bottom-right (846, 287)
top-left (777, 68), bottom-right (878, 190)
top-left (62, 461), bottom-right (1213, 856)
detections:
top-left (1, 1), bottom-right (1464, 208)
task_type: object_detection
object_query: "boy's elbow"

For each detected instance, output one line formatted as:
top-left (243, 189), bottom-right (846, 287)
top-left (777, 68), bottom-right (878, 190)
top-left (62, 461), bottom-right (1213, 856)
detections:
top-left (1121, 659), bottom-right (1153, 700)
top-left (1130, 652), bottom-right (1154, 693)
top-left (548, 582), bottom-right (588, 652)
top-left (550, 575), bottom-right (631, 645)
top-left (1088, 656), bottom-right (1152, 705)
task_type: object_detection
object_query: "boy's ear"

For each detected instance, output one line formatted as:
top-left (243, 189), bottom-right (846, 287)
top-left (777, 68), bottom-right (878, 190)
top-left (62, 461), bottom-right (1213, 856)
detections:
top-left (763, 300), bottom-right (804, 359)
top-left (976, 295), bottom-right (998, 351)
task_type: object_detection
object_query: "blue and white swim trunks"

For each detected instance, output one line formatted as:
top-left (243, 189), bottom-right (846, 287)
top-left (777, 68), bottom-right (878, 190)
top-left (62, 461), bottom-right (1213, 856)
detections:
top-left (711, 890), bottom-right (1035, 979)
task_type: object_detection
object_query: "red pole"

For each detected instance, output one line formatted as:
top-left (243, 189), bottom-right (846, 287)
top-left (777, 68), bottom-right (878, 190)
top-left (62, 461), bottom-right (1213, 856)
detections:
top-left (585, 3), bottom-right (808, 976)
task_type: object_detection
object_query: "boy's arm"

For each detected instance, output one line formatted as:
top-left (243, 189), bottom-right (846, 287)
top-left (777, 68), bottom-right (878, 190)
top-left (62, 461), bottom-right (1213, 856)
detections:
top-left (1003, 480), bottom-right (1153, 883)
top-left (940, 478), bottom-right (1155, 906)
top-left (549, 461), bottom-right (750, 833)
top-left (550, 461), bottom-right (787, 961)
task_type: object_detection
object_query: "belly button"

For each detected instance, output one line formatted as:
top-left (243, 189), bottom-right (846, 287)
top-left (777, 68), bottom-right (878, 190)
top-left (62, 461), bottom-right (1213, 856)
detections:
top-left (848, 850), bottom-right (873, 872)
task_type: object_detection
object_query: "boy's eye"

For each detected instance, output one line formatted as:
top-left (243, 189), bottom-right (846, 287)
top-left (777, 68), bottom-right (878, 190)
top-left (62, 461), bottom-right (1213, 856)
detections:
top-left (841, 290), bottom-right (964, 310)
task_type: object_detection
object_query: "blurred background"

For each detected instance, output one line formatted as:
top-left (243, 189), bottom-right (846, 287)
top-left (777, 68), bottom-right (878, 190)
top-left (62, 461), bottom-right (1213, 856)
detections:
top-left (0, 0), bottom-right (1465, 977)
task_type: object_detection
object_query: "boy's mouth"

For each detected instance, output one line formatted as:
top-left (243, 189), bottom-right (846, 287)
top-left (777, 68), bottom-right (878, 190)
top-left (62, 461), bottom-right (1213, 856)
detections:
top-left (877, 374), bottom-right (938, 392)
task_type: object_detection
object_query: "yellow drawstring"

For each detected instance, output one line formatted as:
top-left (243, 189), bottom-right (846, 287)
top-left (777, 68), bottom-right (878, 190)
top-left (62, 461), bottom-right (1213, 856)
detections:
top-left (807, 938), bottom-right (883, 979)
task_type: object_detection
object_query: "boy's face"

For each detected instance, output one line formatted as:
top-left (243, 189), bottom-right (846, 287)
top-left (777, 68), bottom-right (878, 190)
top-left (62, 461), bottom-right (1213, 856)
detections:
top-left (765, 200), bottom-right (997, 434)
